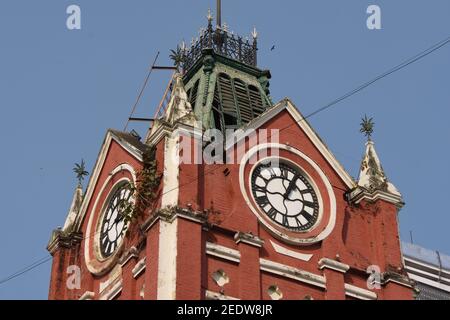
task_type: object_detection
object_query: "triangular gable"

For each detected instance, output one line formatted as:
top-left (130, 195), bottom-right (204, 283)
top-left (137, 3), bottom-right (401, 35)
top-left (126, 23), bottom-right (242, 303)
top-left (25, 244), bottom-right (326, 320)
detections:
top-left (225, 98), bottom-right (355, 189)
top-left (73, 130), bottom-right (146, 232)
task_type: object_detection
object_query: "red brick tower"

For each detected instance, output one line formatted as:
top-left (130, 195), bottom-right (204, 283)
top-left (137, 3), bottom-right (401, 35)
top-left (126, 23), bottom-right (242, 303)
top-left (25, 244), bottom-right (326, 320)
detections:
top-left (47, 12), bottom-right (413, 300)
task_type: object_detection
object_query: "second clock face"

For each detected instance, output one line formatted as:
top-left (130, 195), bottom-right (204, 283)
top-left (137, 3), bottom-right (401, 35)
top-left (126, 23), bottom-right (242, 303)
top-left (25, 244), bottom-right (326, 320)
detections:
top-left (99, 183), bottom-right (132, 258)
top-left (251, 162), bottom-right (319, 232)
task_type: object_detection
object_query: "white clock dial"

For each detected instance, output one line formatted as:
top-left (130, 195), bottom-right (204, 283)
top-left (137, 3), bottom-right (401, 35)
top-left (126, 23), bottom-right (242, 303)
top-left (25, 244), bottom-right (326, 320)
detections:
top-left (251, 162), bottom-right (319, 231)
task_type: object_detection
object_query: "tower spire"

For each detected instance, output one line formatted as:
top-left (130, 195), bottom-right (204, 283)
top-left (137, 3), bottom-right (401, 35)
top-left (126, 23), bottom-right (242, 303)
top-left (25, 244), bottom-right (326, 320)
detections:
top-left (356, 115), bottom-right (404, 194)
top-left (348, 116), bottom-right (404, 207)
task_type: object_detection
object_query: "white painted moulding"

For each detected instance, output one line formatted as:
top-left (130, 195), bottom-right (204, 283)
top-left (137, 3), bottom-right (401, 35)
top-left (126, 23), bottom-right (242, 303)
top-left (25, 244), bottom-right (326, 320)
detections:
top-left (344, 284), bottom-right (377, 300)
top-left (100, 280), bottom-right (123, 300)
top-left (318, 258), bottom-right (350, 273)
top-left (234, 232), bottom-right (264, 248)
top-left (206, 242), bottom-right (241, 263)
top-left (270, 240), bottom-right (313, 262)
top-left (260, 258), bottom-right (326, 289)
top-left (79, 291), bottom-right (95, 300)
top-left (132, 257), bottom-right (146, 278)
top-left (205, 290), bottom-right (239, 300)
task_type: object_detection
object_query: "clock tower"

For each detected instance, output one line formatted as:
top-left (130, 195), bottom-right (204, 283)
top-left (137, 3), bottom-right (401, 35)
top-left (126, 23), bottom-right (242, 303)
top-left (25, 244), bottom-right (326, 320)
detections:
top-left (47, 8), bottom-right (414, 300)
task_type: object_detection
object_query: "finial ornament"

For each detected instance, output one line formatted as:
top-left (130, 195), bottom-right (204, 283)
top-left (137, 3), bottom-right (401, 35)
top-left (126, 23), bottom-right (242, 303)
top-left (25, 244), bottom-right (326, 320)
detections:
top-left (252, 27), bottom-right (258, 39)
top-left (207, 8), bottom-right (213, 23)
top-left (360, 115), bottom-right (375, 141)
top-left (73, 159), bottom-right (89, 186)
top-left (169, 45), bottom-right (185, 70)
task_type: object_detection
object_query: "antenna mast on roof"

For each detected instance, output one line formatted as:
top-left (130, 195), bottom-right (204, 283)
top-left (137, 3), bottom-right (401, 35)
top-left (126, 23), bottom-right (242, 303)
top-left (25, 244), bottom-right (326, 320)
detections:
top-left (124, 51), bottom-right (177, 132)
top-left (217, 0), bottom-right (222, 27)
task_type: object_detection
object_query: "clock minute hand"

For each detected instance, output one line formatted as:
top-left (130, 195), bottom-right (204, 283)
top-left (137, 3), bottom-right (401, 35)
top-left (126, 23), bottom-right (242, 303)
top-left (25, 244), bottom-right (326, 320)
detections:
top-left (284, 175), bottom-right (298, 199)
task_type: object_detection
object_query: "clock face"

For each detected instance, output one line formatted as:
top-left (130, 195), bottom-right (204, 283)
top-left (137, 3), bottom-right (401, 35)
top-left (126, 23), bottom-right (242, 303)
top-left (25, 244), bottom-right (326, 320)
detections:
top-left (251, 162), bottom-right (319, 232)
top-left (99, 183), bottom-right (132, 258)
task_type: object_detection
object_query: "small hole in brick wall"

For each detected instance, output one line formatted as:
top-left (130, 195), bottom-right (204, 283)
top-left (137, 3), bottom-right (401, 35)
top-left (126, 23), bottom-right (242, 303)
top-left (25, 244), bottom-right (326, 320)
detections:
top-left (212, 269), bottom-right (230, 287)
top-left (223, 168), bottom-right (230, 177)
top-left (267, 285), bottom-right (283, 300)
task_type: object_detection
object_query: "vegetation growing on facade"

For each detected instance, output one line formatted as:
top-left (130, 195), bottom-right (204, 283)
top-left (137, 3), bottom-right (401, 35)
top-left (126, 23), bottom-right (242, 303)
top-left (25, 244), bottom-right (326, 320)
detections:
top-left (119, 146), bottom-right (161, 227)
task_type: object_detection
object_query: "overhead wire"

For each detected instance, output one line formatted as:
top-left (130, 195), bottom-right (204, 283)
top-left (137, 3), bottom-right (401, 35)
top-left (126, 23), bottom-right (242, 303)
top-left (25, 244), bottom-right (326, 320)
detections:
top-left (1, 35), bottom-right (448, 288)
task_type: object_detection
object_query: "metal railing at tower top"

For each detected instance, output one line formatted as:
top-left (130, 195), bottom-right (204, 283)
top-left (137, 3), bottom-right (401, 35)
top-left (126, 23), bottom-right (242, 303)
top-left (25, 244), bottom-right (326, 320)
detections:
top-left (181, 19), bottom-right (258, 72)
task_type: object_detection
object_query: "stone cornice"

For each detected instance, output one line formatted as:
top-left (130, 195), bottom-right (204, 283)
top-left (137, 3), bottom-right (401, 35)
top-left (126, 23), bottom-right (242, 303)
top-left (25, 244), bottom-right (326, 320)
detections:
top-left (347, 186), bottom-right (405, 209)
top-left (318, 258), bottom-right (350, 273)
top-left (141, 207), bottom-right (208, 233)
top-left (47, 229), bottom-right (83, 255)
top-left (382, 271), bottom-right (414, 288)
top-left (119, 246), bottom-right (139, 267)
top-left (234, 232), bottom-right (264, 248)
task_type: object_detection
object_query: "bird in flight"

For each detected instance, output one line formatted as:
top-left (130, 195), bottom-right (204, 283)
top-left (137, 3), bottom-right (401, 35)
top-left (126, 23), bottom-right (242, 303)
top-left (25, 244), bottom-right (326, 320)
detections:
top-left (270, 45), bottom-right (276, 51)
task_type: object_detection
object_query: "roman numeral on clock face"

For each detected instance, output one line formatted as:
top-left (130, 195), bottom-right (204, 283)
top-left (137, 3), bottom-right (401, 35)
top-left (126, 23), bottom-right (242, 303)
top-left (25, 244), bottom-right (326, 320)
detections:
top-left (280, 166), bottom-right (289, 179)
top-left (267, 207), bottom-right (278, 219)
top-left (254, 185), bottom-right (267, 194)
top-left (303, 200), bottom-right (316, 209)
top-left (256, 195), bottom-right (270, 207)
top-left (301, 210), bottom-right (313, 222)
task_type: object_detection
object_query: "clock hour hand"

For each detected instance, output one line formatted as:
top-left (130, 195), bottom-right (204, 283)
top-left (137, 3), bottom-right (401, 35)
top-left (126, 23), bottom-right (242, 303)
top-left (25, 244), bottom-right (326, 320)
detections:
top-left (284, 175), bottom-right (298, 199)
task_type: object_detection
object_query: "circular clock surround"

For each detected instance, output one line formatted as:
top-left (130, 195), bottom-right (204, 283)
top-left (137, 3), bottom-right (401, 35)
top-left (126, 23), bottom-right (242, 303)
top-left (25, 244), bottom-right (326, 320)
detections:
top-left (84, 164), bottom-right (136, 276)
top-left (250, 160), bottom-right (320, 232)
top-left (239, 143), bottom-right (337, 245)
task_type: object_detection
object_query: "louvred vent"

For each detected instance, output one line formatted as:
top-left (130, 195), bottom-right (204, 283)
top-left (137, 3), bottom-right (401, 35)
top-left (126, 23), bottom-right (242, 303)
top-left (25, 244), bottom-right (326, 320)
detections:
top-left (234, 79), bottom-right (253, 124)
top-left (249, 85), bottom-right (265, 117)
top-left (218, 73), bottom-right (238, 127)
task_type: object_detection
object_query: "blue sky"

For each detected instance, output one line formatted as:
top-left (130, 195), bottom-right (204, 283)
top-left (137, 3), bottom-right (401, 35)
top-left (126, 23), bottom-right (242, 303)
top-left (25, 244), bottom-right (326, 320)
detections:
top-left (0, 0), bottom-right (449, 299)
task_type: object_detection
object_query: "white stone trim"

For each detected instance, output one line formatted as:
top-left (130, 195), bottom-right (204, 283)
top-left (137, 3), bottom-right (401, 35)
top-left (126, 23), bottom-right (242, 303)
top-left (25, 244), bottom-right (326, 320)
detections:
top-left (239, 144), bottom-right (337, 245)
top-left (205, 290), bottom-right (240, 300)
top-left (206, 242), bottom-right (241, 263)
top-left (146, 123), bottom-right (171, 147)
top-left (318, 258), bottom-right (350, 273)
top-left (79, 291), bottom-right (95, 300)
top-left (161, 134), bottom-right (180, 208)
top-left (234, 232), bottom-right (264, 248)
top-left (132, 257), bottom-right (146, 279)
top-left (157, 219), bottom-right (178, 300)
top-left (173, 124), bottom-right (204, 141)
top-left (119, 247), bottom-right (139, 267)
top-left (260, 258), bottom-right (326, 289)
top-left (270, 240), bottom-right (313, 262)
top-left (349, 187), bottom-right (404, 208)
top-left (383, 277), bottom-right (414, 288)
top-left (176, 211), bottom-right (206, 224)
top-left (344, 284), bottom-right (377, 300)
top-left (100, 280), bottom-right (123, 300)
